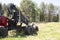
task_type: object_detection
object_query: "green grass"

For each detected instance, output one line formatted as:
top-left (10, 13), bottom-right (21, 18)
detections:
top-left (0, 22), bottom-right (60, 40)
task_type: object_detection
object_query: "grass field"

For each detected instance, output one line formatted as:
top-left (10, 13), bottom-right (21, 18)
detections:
top-left (0, 22), bottom-right (60, 40)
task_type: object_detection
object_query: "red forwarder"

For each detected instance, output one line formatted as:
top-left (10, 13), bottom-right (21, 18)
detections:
top-left (0, 4), bottom-right (38, 37)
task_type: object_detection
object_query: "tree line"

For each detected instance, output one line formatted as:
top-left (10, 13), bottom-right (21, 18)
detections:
top-left (0, 0), bottom-right (60, 22)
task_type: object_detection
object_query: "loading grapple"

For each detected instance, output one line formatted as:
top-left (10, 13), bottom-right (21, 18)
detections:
top-left (0, 3), bottom-right (38, 37)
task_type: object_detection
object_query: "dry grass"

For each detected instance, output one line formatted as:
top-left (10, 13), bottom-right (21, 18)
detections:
top-left (0, 22), bottom-right (60, 40)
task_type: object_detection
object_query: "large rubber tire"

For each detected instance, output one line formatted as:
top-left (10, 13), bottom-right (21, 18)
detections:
top-left (25, 26), bottom-right (33, 35)
top-left (32, 24), bottom-right (38, 33)
top-left (0, 27), bottom-right (8, 38)
top-left (33, 26), bottom-right (38, 32)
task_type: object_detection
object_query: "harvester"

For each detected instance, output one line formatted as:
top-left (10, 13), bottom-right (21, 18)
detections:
top-left (0, 4), bottom-right (38, 37)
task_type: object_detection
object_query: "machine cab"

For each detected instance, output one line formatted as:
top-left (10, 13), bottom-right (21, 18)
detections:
top-left (0, 16), bottom-right (8, 26)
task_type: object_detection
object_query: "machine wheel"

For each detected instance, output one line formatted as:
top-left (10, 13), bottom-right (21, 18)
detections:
top-left (0, 27), bottom-right (8, 38)
top-left (32, 24), bottom-right (38, 33)
top-left (33, 26), bottom-right (38, 32)
top-left (25, 26), bottom-right (33, 35)
top-left (32, 26), bottom-right (38, 34)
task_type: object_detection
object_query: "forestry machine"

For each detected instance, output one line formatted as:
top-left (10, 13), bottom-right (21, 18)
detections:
top-left (0, 4), bottom-right (38, 37)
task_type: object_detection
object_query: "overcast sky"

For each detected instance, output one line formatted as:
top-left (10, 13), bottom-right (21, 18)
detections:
top-left (0, 0), bottom-right (60, 7)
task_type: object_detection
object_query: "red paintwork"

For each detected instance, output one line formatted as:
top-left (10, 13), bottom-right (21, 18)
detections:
top-left (0, 16), bottom-right (8, 26)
